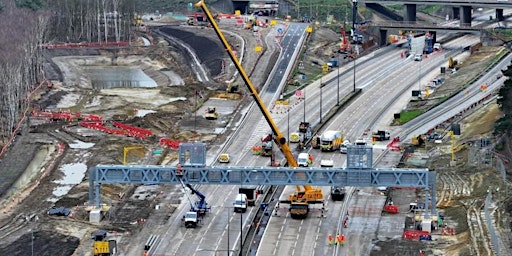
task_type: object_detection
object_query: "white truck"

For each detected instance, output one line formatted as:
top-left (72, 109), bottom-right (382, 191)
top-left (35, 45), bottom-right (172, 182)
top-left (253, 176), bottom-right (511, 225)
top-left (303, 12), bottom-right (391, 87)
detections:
top-left (320, 130), bottom-right (343, 152)
top-left (234, 193), bottom-right (248, 213)
top-left (183, 211), bottom-right (199, 228)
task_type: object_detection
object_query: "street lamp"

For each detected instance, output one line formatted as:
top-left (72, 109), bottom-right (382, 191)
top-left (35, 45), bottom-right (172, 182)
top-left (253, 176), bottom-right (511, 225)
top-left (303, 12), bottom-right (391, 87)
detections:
top-left (336, 54), bottom-right (340, 105)
top-left (319, 80), bottom-right (323, 123)
top-left (28, 215), bottom-right (39, 256)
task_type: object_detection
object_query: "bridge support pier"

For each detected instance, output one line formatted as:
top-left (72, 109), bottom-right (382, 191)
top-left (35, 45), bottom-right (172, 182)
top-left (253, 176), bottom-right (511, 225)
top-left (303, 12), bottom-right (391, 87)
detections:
top-left (452, 7), bottom-right (460, 20)
top-left (460, 6), bottom-right (472, 27)
top-left (496, 9), bottom-right (504, 21)
top-left (404, 4), bottom-right (416, 24)
top-left (379, 29), bottom-right (388, 46)
top-left (429, 31), bottom-right (437, 45)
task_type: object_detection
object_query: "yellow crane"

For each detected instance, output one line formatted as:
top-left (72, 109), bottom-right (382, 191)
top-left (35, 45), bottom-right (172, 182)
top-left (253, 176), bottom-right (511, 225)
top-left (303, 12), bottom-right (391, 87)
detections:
top-left (194, 1), bottom-right (323, 218)
top-left (123, 146), bottom-right (145, 165)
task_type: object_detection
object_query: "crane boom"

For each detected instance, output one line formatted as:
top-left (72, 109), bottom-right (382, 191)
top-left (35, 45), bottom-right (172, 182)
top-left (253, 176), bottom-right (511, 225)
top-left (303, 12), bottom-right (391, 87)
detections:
top-left (194, 0), bottom-right (297, 167)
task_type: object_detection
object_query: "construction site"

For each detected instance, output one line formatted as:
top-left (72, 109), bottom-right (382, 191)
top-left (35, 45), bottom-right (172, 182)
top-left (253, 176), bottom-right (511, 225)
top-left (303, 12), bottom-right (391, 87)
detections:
top-left (0, 1), bottom-right (511, 255)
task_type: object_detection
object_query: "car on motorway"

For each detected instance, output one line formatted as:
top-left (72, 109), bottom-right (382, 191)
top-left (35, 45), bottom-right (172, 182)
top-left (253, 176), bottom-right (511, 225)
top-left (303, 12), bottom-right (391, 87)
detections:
top-left (414, 53), bottom-right (423, 61)
top-left (320, 159), bottom-right (334, 167)
top-left (218, 153), bottom-right (230, 163)
top-left (433, 43), bottom-right (441, 51)
top-left (340, 140), bottom-right (351, 154)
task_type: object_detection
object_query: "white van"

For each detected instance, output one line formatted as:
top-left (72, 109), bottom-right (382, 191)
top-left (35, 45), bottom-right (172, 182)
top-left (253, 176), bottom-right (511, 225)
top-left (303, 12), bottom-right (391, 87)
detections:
top-left (297, 153), bottom-right (310, 167)
top-left (414, 53), bottom-right (422, 61)
top-left (340, 140), bottom-right (351, 154)
top-left (234, 193), bottom-right (247, 213)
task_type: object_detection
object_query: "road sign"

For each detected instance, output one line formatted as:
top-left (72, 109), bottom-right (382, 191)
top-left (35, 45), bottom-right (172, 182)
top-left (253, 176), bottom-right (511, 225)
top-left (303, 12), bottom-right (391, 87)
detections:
top-left (306, 26), bottom-right (313, 33)
top-left (254, 46), bottom-right (262, 52)
top-left (270, 20), bottom-right (276, 26)
top-left (322, 64), bottom-right (329, 73)
top-left (295, 90), bottom-right (303, 97)
top-left (277, 27), bottom-right (283, 34)
top-left (301, 75), bottom-right (306, 80)
top-left (94, 241), bottom-right (110, 254)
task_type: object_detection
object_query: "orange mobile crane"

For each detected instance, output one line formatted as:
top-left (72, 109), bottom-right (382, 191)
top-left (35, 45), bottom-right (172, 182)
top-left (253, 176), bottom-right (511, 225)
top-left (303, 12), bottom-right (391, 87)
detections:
top-left (194, 1), bottom-right (323, 219)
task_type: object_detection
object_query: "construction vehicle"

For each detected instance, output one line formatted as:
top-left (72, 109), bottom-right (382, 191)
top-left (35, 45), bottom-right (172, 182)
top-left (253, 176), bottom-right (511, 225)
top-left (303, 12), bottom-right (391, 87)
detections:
top-left (320, 130), bottom-right (344, 151)
top-left (412, 134), bottom-right (427, 147)
top-left (226, 83), bottom-right (239, 93)
top-left (261, 134), bottom-right (273, 156)
top-left (311, 135), bottom-right (321, 149)
top-left (239, 186), bottom-right (261, 206)
top-left (330, 186), bottom-right (346, 201)
top-left (448, 57), bottom-right (459, 69)
top-left (339, 25), bottom-right (351, 53)
top-left (204, 107), bottom-right (218, 120)
top-left (372, 130), bottom-right (391, 141)
top-left (180, 180), bottom-right (210, 228)
top-left (194, 0), bottom-right (324, 219)
top-left (298, 121), bottom-right (310, 133)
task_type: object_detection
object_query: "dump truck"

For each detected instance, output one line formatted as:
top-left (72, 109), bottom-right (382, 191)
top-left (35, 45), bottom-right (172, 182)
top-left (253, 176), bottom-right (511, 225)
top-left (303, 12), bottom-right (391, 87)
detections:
top-left (320, 130), bottom-right (344, 151)
top-left (372, 130), bottom-right (391, 141)
top-left (204, 107), bottom-right (218, 120)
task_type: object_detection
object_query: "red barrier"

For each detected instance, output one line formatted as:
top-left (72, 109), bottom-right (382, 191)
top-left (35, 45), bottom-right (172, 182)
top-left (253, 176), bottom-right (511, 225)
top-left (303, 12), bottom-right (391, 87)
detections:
top-left (113, 122), bottom-right (153, 139)
top-left (403, 230), bottom-right (430, 240)
top-left (383, 204), bottom-right (399, 214)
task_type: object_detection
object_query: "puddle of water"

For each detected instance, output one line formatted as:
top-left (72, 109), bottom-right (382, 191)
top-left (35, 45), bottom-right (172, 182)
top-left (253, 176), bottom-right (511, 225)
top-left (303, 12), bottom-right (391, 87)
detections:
top-left (48, 163), bottom-right (87, 202)
top-left (84, 66), bottom-right (157, 89)
top-left (68, 140), bottom-right (95, 149)
top-left (136, 109), bottom-right (157, 117)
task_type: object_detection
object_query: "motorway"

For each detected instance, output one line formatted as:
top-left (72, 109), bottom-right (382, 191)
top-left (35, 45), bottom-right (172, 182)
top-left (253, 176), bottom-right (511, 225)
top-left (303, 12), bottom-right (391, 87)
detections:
top-left (122, 10), bottom-right (508, 255)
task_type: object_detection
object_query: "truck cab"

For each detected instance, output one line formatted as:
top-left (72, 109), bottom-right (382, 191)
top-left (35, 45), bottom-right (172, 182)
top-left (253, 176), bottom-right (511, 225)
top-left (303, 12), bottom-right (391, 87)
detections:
top-left (183, 211), bottom-right (199, 228)
top-left (234, 193), bottom-right (248, 213)
top-left (297, 153), bottom-right (311, 167)
top-left (330, 186), bottom-right (346, 201)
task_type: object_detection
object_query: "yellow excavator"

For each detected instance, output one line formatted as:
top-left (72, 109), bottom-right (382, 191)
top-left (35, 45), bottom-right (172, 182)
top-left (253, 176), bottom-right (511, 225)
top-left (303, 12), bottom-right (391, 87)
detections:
top-left (194, 1), bottom-right (323, 219)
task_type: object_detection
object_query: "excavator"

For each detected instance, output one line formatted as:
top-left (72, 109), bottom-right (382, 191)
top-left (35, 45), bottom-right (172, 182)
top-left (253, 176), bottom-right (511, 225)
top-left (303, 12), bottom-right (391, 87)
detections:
top-left (194, 1), bottom-right (324, 219)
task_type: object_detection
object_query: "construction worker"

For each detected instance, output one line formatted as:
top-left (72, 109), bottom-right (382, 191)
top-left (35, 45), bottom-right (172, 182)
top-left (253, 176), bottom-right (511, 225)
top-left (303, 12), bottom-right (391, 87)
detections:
top-left (336, 233), bottom-right (342, 245)
top-left (308, 154), bottom-right (313, 165)
top-left (328, 234), bottom-right (334, 246)
top-left (340, 234), bottom-right (346, 246)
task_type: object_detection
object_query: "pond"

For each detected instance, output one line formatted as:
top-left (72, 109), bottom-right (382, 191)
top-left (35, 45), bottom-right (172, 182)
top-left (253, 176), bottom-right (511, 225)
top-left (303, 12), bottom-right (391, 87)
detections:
top-left (84, 66), bottom-right (157, 89)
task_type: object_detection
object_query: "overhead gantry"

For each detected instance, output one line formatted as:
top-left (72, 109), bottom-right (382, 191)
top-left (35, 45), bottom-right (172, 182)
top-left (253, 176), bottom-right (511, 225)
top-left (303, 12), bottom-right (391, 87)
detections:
top-left (89, 143), bottom-right (438, 216)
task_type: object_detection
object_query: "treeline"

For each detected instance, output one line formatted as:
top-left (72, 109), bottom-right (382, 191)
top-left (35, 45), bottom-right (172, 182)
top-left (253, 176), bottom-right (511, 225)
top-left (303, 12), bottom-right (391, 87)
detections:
top-left (0, 1), bottom-right (48, 144)
top-left (0, 0), bottom-right (138, 144)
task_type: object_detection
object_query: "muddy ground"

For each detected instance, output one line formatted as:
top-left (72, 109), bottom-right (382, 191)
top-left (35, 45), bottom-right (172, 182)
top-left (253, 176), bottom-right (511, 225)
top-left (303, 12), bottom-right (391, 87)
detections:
top-left (0, 17), bottom-right (511, 256)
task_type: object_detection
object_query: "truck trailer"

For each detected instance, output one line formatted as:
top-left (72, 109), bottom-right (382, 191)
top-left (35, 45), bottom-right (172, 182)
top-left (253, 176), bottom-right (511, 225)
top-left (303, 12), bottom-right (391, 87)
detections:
top-left (320, 130), bottom-right (343, 151)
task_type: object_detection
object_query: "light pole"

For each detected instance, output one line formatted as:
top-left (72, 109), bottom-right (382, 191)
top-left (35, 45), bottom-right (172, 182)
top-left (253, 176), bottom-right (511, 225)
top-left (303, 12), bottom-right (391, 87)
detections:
top-left (418, 58), bottom-right (422, 92)
top-left (303, 87), bottom-right (306, 123)
top-left (30, 215), bottom-right (39, 256)
top-left (337, 54), bottom-right (340, 105)
top-left (320, 79), bottom-right (323, 123)
top-left (353, 51), bottom-right (356, 92)
top-left (227, 207), bottom-right (230, 256)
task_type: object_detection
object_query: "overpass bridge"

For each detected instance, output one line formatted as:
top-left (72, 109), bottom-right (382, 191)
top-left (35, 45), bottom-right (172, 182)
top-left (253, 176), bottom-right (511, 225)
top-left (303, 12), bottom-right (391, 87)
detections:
top-left (361, 0), bottom-right (512, 27)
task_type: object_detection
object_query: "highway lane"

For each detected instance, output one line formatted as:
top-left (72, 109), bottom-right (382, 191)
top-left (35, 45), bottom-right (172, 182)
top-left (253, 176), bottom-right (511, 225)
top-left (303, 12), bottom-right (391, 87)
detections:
top-left (255, 34), bottom-right (481, 256)
top-left (139, 22), bottom-right (310, 256)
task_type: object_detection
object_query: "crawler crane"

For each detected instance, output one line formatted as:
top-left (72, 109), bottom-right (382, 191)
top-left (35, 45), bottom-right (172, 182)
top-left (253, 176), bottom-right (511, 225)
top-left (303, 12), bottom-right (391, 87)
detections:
top-left (194, 1), bottom-right (324, 219)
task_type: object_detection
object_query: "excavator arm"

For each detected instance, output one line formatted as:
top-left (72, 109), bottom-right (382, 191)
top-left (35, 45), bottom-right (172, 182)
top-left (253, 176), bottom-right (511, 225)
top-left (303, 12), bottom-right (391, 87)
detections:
top-left (194, 0), bottom-right (297, 167)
